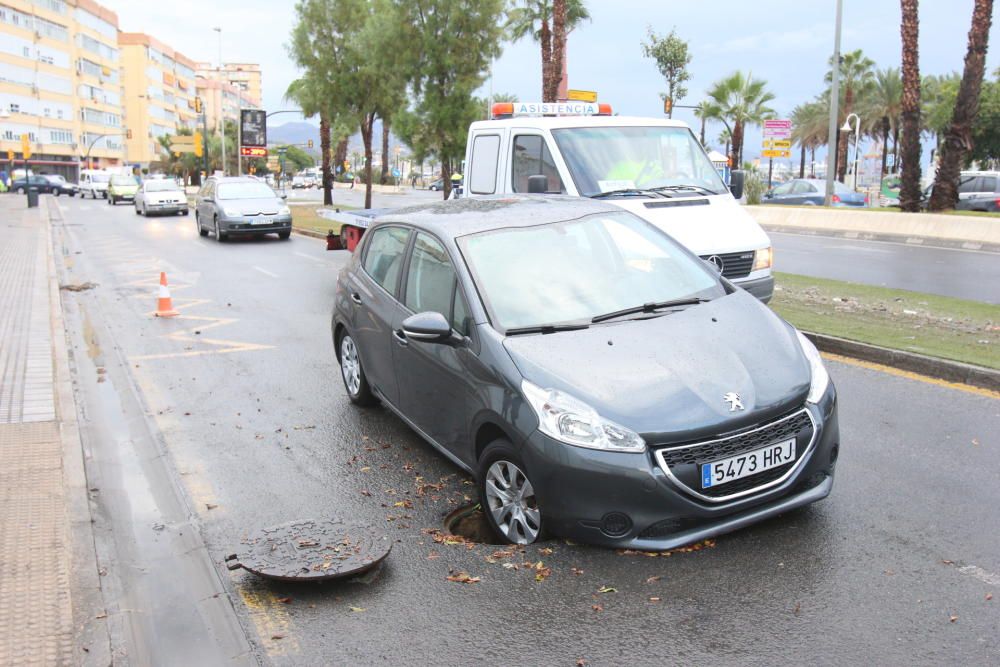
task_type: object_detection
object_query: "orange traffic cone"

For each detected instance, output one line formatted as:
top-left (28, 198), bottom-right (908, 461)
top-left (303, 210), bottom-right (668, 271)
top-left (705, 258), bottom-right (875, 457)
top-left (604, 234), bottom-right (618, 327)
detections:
top-left (155, 271), bottom-right (179, 318)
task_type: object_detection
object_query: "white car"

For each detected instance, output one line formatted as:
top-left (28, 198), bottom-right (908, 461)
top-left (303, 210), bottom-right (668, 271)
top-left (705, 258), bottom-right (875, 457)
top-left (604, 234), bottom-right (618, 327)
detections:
top-left (134, 179), bottom-right (188, 217)
top-left (78, 170), bottom-right (110, 199)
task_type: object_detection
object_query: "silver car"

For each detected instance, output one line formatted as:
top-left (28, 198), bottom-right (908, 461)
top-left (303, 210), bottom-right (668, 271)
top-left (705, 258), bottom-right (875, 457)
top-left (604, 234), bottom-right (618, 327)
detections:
top-left (135, 179), bottom-right (188, 217)
top-left (194, 177), bottom-right (293, 242)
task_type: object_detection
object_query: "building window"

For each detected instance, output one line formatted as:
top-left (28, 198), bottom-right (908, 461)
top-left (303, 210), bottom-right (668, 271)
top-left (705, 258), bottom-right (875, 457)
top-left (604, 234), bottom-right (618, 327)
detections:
top-left (43, 107), bottom-right (51, 117)
top-left (57, 109), bottom-right (63, 119)
top-left (9, 103), bottom-right (19, 113)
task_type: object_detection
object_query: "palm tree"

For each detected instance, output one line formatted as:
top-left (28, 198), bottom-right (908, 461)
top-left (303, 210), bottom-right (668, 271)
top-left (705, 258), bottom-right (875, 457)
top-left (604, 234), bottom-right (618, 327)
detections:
top-left (791, 100), bottom-right (828, 178)
top-left (703, 71), bottom-right (776, 167)
top-left (717, 128), bottom-right (732, 161)
top-left (507, 0), bottom-right (590, 101)
top-left (899, 1), bottom-right (922, 211)
top-left (826, 49), bottom-right (876, 181)
top-left (929, 0), bottom-right (994, 211)
top-left (285, 77), bottom-right (333, 205)
top-left (860, 68), bottom-right (903, 178)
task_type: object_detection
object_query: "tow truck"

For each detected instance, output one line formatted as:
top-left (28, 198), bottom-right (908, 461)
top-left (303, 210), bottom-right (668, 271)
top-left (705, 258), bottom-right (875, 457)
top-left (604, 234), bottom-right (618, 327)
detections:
top-left (319, 101), bottom-right (773, 302)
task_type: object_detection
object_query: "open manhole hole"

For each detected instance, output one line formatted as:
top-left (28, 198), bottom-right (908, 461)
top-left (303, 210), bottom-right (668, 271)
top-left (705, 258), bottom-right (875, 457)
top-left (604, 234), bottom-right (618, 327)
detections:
top-left (444, 504), bottom-right (505, 545)
top-left (225, 518), bottom-right (392, 582)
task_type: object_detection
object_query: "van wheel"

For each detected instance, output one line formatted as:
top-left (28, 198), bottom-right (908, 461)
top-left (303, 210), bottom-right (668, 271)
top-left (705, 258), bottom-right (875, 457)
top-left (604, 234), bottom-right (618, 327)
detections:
top-left (478, 441), bottom-right (544, 545)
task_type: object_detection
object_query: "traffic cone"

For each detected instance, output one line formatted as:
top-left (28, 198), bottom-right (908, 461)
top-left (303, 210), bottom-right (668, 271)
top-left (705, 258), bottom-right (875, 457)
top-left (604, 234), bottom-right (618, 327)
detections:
top-left (155, 272), bottom-right (179, 318)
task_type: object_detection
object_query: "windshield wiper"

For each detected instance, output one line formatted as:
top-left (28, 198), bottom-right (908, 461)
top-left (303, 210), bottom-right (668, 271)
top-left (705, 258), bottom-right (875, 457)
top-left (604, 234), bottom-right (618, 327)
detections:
top-left (505, 322), bottom-right (591, 335)
top-left (648, 185), bottom-right (721, 196)
top-left (589, 188), bottom-right (662, 199)
top-left (591, 298), bottom-right (710, 323)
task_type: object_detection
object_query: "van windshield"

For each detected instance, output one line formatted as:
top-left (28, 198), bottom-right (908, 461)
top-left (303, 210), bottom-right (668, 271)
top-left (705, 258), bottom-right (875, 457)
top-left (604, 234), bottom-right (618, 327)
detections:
top-left (91, 173), bottom-right (110, 183)
top-left (551, 126), bottom-right (728, 197)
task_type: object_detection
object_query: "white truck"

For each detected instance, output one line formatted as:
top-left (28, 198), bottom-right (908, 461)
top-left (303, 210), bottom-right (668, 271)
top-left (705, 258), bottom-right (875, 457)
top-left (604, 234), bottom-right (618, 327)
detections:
top-left (460, 102), bottom-right (773, 302)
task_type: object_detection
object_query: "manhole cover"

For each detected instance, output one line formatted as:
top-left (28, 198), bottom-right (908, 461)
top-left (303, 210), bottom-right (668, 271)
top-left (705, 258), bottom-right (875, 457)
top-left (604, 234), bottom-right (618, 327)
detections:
top-left (225, 519), bottom-right (391, 582)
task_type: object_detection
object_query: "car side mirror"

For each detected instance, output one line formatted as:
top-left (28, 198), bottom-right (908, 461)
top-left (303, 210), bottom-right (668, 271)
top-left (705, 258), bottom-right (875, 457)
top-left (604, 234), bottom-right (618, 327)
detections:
top-left (402, 312), bottom-right (452, 342)
top-left (527, 175), bottom-right (548, 194)
top-left (729, 170), bottom-right (745, 200)
top-left (281, 194), bottom-right (288, 200)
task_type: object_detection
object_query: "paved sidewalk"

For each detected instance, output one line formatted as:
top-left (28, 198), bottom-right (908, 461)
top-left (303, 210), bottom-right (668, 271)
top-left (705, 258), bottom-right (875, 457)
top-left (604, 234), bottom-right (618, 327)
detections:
top-left (0, 197), bottom-right (75, 665)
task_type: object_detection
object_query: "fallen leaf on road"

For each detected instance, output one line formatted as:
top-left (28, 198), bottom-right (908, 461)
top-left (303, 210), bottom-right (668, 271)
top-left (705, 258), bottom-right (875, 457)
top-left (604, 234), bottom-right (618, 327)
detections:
top-left (949, 615), bottom-right (958, 623)
top-left (649, 597), bottom-right (661, 602)
top-left (571, 567), bottom-right (584, 576)
top-left (95, 612), bottom-right (107, 619)
top-left (591, 604), bottom-right (603, 612)
top-left (971, 438), bottom-right (979, 446)
top-left (446, 572), bottom-right (481, 584)
top-left (277, 597), bottom-right (293, 604)
top-left (427, 551), bottom-right (440, 560)
top-left (941, 559), bottom-right (954, 565)
top-left (645, 575), bottom-right (662, 584)
top-left (577, 660), bottom-right (587, 666)
top-left (271, 634), bottom-right (285, 640)
top-left (349, 606), bottom-right (366, 612)
top-left (794, 602), bottom-right (801, 614)
top-left (538, 547), bottom-right (554, 555)
top-left (205, 503), bottom-right (218, 510)
top-left (598, 586), bottom-right (617, 594)
top-left (986, 593), bottom-right (993, 601)
top-left (360, 466), bottom-right (371, 472)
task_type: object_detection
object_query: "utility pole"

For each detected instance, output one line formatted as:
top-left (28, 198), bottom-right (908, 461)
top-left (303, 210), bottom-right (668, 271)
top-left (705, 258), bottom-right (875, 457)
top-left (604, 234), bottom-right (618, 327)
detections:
top-left (201, 106), bottom-right (209, 182)
top-left (237, 106), bottom-right (242, 176)
top-left (214, 27), bottom-right (225, 177)
top-left (824, 0), bottom-right (843, 206)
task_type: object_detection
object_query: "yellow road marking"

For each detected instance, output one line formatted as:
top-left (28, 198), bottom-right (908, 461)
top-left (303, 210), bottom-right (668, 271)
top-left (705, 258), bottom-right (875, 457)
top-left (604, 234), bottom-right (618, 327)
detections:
top-left (237, 587), bottom-right (300, 656)
top-left (822, 352), bottom-right (1000, 400)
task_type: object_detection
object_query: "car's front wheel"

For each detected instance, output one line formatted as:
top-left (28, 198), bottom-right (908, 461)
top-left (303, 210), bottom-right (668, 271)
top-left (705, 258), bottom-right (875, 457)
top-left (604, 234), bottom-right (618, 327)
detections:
top-left (478, 441), bottom-right (544, 545)
top-left (196, 213), bottom-right (208, 236)
top-left (338, 332), bottom-right (376, 406)
top-left (214, 217), bottom-right (226, 242)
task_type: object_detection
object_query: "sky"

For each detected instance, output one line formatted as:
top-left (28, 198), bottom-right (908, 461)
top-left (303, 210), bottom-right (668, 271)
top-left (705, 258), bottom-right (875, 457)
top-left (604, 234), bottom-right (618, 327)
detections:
top-left (103, 0), bottom-right (1000, 166)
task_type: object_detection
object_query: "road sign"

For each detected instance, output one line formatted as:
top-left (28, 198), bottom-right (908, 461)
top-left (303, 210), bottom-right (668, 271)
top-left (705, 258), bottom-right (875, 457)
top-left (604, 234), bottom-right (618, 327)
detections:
top-left (762, 149), bottom-right (791, 159)
top-left (762, 139), bottom-right (791, 150)
top-left (391, 167), bottom-right (400, 178)
top-left (763, 119), bottom-right (792, 140)
top-left (240, 146), bottom-right (268, 158)
top-left (240, 109), bottom-right (267, 148)
top-left (567, 89), bottom-right (598, 103)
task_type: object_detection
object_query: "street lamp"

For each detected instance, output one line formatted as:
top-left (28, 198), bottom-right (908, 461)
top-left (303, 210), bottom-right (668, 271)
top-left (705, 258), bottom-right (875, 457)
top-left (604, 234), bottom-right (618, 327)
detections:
top-left (214, 27), bottom-right (225, 176)
top-left (841, 112), bottom-right (861, 191)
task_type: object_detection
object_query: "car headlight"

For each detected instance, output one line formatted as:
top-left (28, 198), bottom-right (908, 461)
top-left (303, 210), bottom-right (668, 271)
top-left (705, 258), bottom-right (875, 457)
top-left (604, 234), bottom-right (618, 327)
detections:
top-left (754, 246), bottom-right (773, 271)
top-left (278, 206), bottom-right (291, 216)
top-left (223, 208), bottom-right (241, 217)
top-left (796, 331), bottom-right (830, 403)
top-left (521, 380), bottom-right (646, 453)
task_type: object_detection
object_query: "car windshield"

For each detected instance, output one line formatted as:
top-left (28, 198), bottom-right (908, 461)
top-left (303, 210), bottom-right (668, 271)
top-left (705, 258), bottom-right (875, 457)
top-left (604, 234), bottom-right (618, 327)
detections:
top-left (111, 175), bottom-right (136, 185)
top-left (217, 182), bottom-right (277, 199)
top-left (145, 181), bottom-right (180, 192)
top-left (458, 211), bottom-right (723, 330)
top-left (92, 173), bottom-right (110, 183)
top-left (551, 126), bottom-right (729, 197)
top-left (46, 175), bottom-right (66, 183)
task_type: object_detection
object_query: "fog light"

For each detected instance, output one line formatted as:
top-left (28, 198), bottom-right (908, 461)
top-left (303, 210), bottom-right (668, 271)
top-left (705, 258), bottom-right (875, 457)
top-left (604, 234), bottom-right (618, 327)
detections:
top-left (600, 512), bottom-right (632, 537)
top-left (830, 443), bottom-right (839, 464)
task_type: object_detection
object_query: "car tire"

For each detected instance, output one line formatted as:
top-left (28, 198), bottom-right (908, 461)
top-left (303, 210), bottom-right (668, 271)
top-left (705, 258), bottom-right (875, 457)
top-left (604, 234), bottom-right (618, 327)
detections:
top-left (278, 231), bottom-right (291, 240)
top-left (134, 204), bottom-right (141, 215)
top-left (16, 187), bottom-right (25, 194)
top-left (53, 191), bottom-right (60, 197)
top-left (478, 440), bottom-right (545, 545)
top-left (196, 213), bottom-right (208, 237)
top-left (181, 209), bottom-right (189, 216)
top-left (337, 331), bottom-right (376, 406)
top-left (214, 217), bottom-right (226, 242)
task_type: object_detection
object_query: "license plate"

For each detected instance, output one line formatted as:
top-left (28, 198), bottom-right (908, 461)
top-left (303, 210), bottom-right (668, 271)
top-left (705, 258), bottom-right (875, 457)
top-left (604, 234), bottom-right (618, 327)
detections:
top-left (252, 218), bottom-right (273, 225)
top-left (701, 438), bottom-right (796, 488)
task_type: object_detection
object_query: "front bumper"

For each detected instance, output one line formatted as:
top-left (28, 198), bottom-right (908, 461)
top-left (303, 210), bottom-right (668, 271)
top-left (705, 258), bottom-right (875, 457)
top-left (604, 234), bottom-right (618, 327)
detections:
top-left (734, 274), bottom-right (774, 303)
top-left (519, 385), bottom-right (838, 550)
top-left (220, 215), bottom-right (293, 234)
top-left (111, 192), bottom-right (136, 200)
top-left (146, 202), bottom-right (187, 213)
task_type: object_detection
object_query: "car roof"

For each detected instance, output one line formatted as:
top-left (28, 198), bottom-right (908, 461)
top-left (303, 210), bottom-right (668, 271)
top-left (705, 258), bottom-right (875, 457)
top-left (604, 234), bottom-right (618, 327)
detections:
top-left (373, 195), bottom-right (623, 239)
top-left (470, 115), bottom-right (692, 131)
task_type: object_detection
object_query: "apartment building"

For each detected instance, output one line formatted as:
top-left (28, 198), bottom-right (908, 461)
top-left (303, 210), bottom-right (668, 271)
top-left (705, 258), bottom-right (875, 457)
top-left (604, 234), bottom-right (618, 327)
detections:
top-left (0, 0), bottom-right (123, 180)
top-left (196, 61), bottom-right (260, 107)
top-left (194, 76), bottom-right (256, 135)
top-left (119, 32), bottom-right (196, 167)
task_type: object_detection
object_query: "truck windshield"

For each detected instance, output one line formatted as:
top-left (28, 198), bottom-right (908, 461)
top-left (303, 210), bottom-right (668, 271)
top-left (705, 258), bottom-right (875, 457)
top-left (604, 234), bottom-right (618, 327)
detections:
top-left (551, 126), bottom-right (729, 197)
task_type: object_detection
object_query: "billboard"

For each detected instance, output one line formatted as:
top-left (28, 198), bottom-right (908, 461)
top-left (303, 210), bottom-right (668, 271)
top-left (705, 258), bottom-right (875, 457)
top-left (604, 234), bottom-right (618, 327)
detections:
top-left (240, 109), bottom-right (267, 148)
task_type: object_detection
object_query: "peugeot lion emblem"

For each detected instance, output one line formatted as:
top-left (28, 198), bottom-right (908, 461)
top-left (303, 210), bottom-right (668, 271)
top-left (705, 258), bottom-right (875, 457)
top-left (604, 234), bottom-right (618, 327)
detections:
top-left (723, 392), bottom-right (744, 412)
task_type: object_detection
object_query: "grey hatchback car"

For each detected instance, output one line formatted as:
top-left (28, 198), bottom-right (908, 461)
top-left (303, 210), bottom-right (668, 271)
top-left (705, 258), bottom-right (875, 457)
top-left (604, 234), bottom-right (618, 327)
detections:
top-left (195, 177), bottom-right (292, 241)
top-left (333, 196), bottom-right (840, 549)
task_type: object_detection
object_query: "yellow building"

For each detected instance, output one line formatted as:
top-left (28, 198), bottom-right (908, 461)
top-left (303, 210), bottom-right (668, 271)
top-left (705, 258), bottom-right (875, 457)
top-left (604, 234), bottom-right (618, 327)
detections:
top-left (0, 0), bottom-right (123, 180)
top-left (119, 32), bottom-right (197, 167)
top-left (196, 61), bottom-right (261, 107)
top-left (194, 76), bottom-right (256, 135)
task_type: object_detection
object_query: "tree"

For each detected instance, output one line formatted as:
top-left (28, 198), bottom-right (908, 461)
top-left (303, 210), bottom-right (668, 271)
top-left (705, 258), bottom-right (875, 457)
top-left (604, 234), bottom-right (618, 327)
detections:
top-left (641, 27), bottom-right (691, 119)
top-left (899, 2), bottom-right (923, 213)
top-left (703, 71), bottom-right (776, 167)
top-left (929, 0), bottom-right (994, 211)
top-left (825, 49), bottom-right (876, 182)
top-left (275, 144), bottom-right (315, 172)
top-left (791, 100), bottom-right (828, 178)
top-left (396, 0), bottom-right (506, 199)
top-left (285, 75), bottom-right (335, 204)
top-left (860, 68), bottom-right (902, 178)
top-left (507, 0), bottom-right (590, 102)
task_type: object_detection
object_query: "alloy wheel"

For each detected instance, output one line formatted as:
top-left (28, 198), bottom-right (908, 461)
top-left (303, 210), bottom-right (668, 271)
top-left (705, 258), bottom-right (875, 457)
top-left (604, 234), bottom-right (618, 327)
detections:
top-left (340, 336), bottom-right (361, 396)
top-left (484, 460), bottom-right (540, 544)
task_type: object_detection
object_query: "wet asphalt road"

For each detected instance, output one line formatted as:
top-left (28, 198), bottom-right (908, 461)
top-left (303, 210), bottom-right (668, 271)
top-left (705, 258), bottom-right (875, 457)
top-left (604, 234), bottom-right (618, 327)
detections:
top-left (51, 194), bottom-right (999, 665)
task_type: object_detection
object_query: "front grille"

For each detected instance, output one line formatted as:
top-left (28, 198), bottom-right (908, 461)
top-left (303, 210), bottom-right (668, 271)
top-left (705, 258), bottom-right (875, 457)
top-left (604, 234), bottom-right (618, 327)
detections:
top-left (699, 251), bottom-right (755, 279)
top-left (653, 408), bottom-right (815, 502)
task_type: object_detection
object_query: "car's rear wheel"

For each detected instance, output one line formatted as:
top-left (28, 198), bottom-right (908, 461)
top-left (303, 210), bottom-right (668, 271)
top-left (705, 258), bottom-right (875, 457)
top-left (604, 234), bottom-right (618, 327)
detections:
top-left (478, 441), bottom-right (544, 545)
top-left (338, 332), bottom-right (376, 406)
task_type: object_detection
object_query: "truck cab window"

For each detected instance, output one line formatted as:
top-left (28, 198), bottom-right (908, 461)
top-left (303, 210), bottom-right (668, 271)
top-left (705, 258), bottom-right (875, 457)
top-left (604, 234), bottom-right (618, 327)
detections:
top-left (511, 135), bottom-right (564, 194)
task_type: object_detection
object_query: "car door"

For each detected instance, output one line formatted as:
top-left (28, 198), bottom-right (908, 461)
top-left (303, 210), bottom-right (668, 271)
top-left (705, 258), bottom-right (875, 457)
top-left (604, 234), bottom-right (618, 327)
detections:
top-left (956, 174), bottom-right (979, 210)
top-left (347, 225), bottom-right (412, 407)
top-left (393, 231), bottom-right (480, 460)
top-left (793, 181), bottom-right (820, 204)
top-left (197, 181), bottom-right (214, 219)
top-left (970, 175), bottom-right (997, 210)
top-left (766, 181), bottom-right (795, 204)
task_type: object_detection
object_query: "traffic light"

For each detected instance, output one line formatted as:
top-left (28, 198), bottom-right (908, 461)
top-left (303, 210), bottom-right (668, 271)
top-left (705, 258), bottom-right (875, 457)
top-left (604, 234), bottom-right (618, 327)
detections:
top-left (126, 128), bottom-right (132, 139)
top-left (307, 139), bottom-right (313, 149)
top-left (663, 98), bottom-right (672, 116)
top-left (6, 150), bottom-right (13, 161)
top-left (20, 134), bottom-right (31, 160)
top-left (193, 131), bottom-right (203, 157)
top-left (194, 97), bottom-right (203, 114)
top-left (343, 160), bottom-right (349, 171)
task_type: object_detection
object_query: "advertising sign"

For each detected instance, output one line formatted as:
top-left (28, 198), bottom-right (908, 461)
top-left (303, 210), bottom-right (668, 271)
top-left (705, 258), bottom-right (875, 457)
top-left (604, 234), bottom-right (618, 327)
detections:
top-left (240, 146), bottom-right (268, 158)
top-left (240, 109), bottom-right (267, 148)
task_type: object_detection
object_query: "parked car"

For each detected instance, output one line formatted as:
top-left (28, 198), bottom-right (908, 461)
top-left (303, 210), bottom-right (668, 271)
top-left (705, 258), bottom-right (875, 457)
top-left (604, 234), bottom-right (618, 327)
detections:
top-left (195, 176), bottom-right (292, 241)
top-left (42, 174), bottom-right (78, 196)
top-left (333, 195), bottom-right (839, 549)
top-left (762, 178), bottom-right (867, 207)
top-left (107, 174), bottom-right (139, 205)
top-left (956, 171), bottom-right (1000, 212)
top-left (134, 179), bottom-right (188, 216)
top-left (291, 176), bottom-right (307, 189)
top-left (428, 178), bottom-right (444, 191)
top-left (78, 170), bottom-right (110, 199)
top-left (10, 175), bottom-right (54, 194)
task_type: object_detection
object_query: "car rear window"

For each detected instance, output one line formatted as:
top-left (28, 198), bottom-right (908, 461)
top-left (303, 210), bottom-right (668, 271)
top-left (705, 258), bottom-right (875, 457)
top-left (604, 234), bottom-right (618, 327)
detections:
top-left (362, 226), bottom-right (410, 295)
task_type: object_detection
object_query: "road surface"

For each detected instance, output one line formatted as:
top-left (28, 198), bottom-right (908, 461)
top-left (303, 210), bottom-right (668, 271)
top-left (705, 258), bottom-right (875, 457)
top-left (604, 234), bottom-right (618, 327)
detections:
top-left (52, 195), bottom-right (999, 665)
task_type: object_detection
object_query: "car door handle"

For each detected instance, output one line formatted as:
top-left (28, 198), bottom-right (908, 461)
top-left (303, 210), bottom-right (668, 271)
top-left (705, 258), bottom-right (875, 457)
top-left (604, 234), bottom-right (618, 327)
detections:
top-left (350, 292), bottom-right (362, 305)
top-left (392, 329), bottom-right (408, 346)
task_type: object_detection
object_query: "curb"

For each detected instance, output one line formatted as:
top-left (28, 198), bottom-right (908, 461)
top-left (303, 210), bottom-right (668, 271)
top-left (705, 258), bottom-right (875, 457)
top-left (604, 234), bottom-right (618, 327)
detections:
top-left (293, 227), bottom-right (328, 240)
top-left (803, 331), bottom-right (1000, 393)
top-left (762, 224), bottom-right (1000, 253)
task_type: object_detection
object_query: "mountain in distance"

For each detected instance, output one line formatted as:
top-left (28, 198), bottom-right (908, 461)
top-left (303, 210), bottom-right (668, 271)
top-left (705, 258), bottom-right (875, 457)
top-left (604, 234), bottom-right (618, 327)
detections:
top-left (268, 120), bottom-right (398, 159)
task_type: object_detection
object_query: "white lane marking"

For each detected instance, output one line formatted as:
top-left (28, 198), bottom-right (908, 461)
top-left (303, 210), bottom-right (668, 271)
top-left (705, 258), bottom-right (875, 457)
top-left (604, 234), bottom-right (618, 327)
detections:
top-left (293, 251), bottom-right (323, 263)
top-left (957, 565), bottom-right (1000, 586)
top-left (253, 266), bottom-right (279, 278)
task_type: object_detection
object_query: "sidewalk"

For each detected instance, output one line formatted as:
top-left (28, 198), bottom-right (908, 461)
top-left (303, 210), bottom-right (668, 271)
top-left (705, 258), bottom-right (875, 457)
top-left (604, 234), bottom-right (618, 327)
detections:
top-left (0, 196), bottom-right (99, 665)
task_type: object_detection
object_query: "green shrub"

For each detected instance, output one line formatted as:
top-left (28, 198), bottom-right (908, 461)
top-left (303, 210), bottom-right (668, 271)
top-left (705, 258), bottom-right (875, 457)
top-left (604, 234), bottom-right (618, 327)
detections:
top-left (743, 170), bottom-right (766, 205)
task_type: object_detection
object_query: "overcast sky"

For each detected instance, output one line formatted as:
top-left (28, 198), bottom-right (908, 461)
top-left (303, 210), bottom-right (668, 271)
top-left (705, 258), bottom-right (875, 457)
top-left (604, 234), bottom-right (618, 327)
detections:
top-left (104, 0), bottom-right (1000, 162)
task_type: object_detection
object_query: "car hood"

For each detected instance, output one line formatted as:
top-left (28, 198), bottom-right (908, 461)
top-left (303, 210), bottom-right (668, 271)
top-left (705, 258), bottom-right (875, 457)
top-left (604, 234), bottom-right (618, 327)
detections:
top-left (502, 290), bottom-right (811, 442)
top-left (218, 197), bottom-right (284, 215)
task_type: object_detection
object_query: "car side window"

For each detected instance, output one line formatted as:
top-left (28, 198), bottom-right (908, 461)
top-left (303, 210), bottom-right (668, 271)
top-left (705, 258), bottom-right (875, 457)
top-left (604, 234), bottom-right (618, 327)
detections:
top-left (772, 182), bottom-right (794, 196)
top-left (958, 176), bottom-right (978, 194)
top-left (977, 176), bottom-right (997, 192)
top-left (512, 135), bottom-right (565, 193)
top-left (451, 281), bottom-right (470, 336)
top-left (404, 233), bottom-right (456, 318)
top-left (791, 182), bottom-right (813, 194)
top-left (362, 226), bottom-right (410, 295)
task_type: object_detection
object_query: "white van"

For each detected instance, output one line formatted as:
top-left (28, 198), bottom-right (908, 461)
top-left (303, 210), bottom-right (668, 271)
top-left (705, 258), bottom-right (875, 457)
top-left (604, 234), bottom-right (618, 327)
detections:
top-left (462, 103), bottom-right (773, 302)
top-left (79, 169), bottom-right (110, 199)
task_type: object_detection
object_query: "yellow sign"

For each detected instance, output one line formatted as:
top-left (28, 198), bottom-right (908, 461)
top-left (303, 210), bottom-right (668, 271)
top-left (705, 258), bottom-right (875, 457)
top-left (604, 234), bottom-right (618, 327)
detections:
top-left (193, 132), bottom-right (203, 158)
top-left (762, 139), bottom-right (791, 150)
top-left (567, 89), bottom-right (598, 103)
top-left (20, 134), bottom-right (31, 160)
top-left (762, 149), bottom-right (791, 159)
